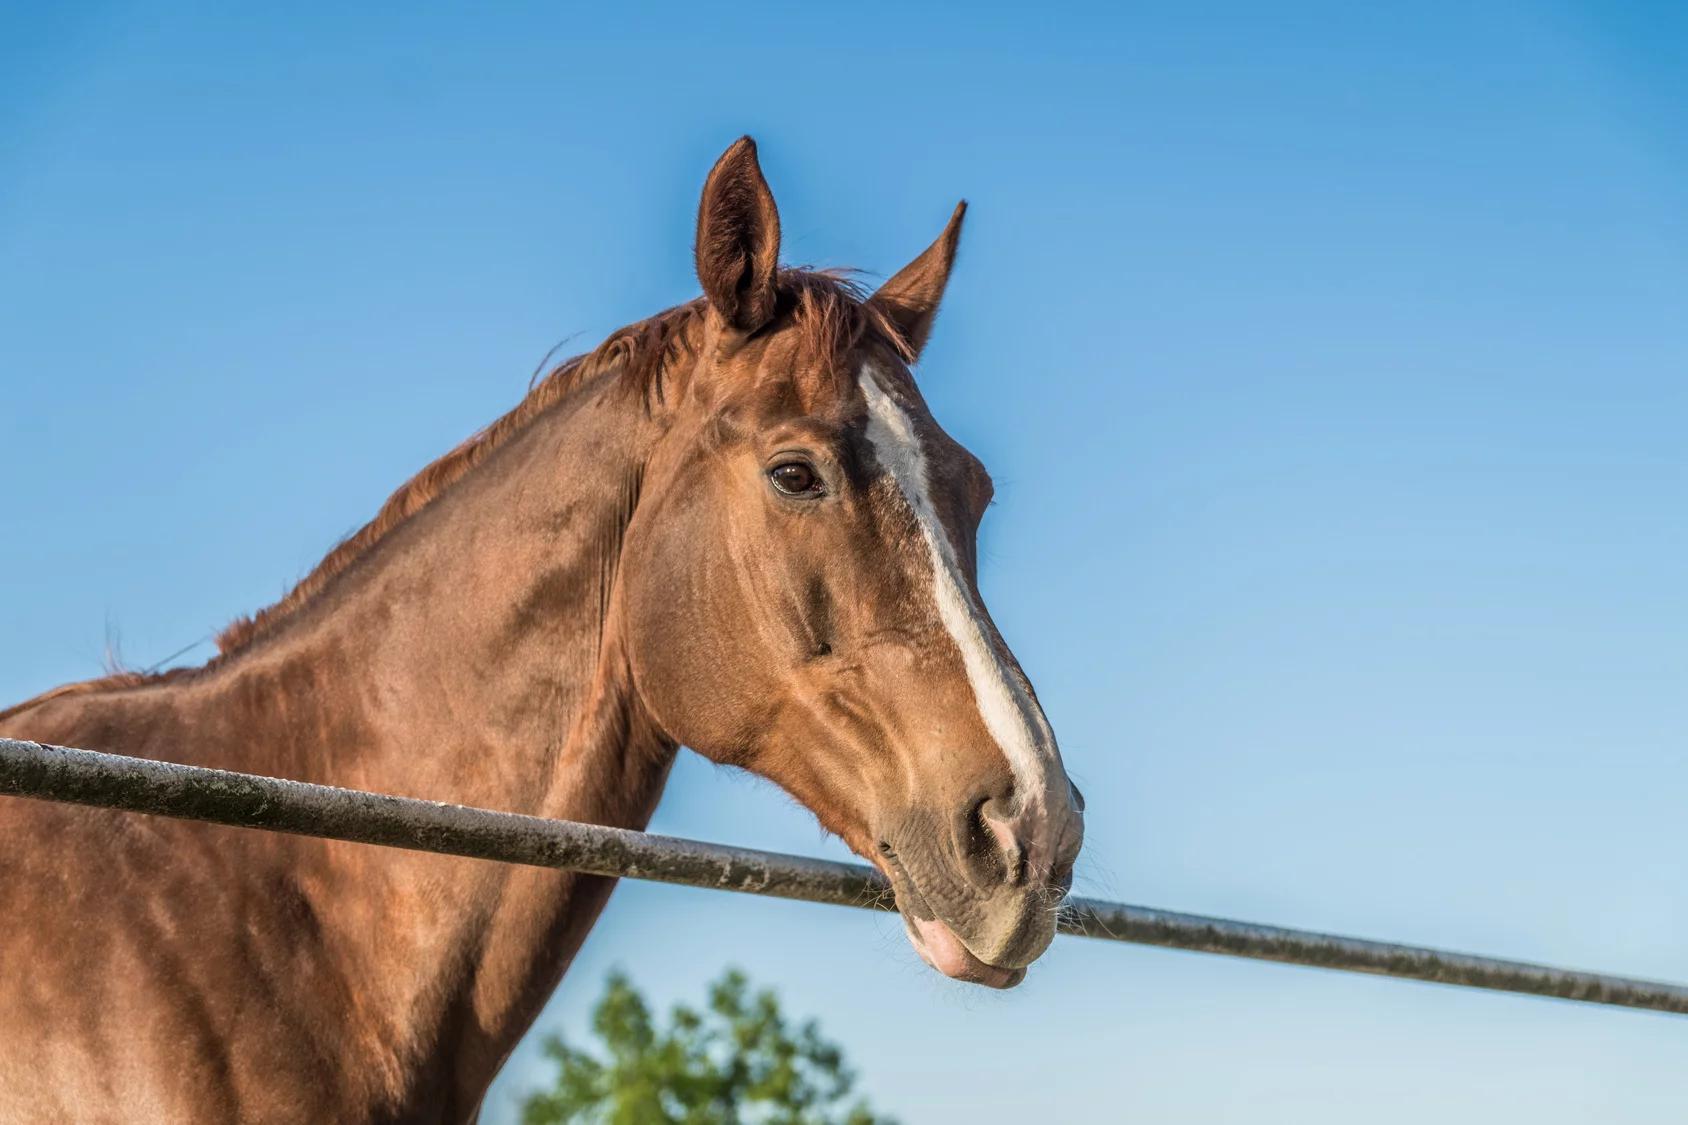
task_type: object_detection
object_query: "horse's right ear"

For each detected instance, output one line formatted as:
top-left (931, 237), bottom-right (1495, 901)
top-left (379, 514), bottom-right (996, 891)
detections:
top-left (695, 137), bottom-right (782, 335)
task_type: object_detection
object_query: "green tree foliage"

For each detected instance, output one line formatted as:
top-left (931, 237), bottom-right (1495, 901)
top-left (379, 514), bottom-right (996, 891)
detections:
top-left (520, 969), bottom-right (897, 1125)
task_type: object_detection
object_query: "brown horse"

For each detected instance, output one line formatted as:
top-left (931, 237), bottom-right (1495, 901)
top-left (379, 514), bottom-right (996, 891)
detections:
top-left (0, 138), bottom-right (1084, 1123)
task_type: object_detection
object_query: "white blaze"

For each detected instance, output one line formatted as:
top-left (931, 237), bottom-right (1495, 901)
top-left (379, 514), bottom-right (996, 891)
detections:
top-left (857, 366), bottom-right (1061, 814)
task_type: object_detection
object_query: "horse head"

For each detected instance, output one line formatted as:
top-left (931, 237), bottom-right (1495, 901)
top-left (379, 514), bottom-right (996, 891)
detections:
top-left (619, 139), bottom-right (1085, 987)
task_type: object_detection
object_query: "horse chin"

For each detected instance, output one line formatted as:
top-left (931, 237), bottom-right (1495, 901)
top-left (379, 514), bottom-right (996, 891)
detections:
top-left (905, 915), bottom-right (1027, 990)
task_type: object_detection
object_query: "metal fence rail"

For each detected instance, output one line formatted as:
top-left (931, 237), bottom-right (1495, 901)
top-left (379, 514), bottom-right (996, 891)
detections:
top-left (2, 736), bottom-right (1684, 1017)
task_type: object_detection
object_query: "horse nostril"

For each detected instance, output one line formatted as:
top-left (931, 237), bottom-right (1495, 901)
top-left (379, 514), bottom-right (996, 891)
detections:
top-left (960, 798), bottom-right (1006, 886)
top-left (965, 794), bottom-right (1026, 888)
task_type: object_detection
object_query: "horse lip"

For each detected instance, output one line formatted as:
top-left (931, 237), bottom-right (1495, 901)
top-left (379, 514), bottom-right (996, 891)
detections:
top-left (905, 914), bottom-right (1027, 989)
top-left (875, 844), bottom-right (1035, 986)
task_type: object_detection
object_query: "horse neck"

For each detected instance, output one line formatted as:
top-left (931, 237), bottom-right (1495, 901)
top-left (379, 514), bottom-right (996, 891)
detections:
top-left (183, 375), bottom-right (678, 1109)
top-left (199, 376), bottom-right (663, 801)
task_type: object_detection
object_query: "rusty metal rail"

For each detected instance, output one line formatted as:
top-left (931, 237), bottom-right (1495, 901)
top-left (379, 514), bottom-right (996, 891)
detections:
top-left (2, 736), bottom-right (1684, 1017)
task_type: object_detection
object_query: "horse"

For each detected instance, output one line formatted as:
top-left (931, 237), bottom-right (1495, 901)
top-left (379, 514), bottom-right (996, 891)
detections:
top-left (0, 137), bottom-right (1085, 1123)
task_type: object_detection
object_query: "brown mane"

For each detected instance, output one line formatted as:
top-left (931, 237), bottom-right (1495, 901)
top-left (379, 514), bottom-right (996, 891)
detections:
top-left (218, 268), bottom-right (903, 657)
top-left (216, 296), bottom-right (699, 658)
top-left (0, 269), bottom-right (903, 726)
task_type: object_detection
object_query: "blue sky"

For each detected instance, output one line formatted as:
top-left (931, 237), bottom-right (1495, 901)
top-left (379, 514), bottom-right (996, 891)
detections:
top-left (4, 2), bottom-right (1686, 1121)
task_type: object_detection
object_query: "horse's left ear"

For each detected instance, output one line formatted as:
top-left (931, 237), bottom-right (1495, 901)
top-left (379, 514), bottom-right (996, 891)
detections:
top-left (866, 201), bottom-right (966, 361)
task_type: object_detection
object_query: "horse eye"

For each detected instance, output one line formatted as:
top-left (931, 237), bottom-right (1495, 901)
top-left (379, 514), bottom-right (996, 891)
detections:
top-left (769, 462), bottom-right (821, 496)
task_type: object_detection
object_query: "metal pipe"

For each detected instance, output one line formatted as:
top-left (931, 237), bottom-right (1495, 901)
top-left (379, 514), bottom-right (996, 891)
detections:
top-left (2, 737), bottom-right (1683, 1016)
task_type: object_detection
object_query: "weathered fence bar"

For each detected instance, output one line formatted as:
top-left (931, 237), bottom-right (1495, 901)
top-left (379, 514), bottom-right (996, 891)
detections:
top-left (2, 737), bottom-right (1684, 1017)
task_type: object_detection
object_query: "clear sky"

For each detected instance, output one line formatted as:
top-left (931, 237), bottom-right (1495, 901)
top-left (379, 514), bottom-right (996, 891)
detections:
top-left (4, 2), bottom-right (1686, 1121)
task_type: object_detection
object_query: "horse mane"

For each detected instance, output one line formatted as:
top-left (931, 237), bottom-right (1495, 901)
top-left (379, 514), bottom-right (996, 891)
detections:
top-left (216, 294), bottom-right (700, 657)
top-left (215, 268), bottom-right (902, 657)
top-left (0, 268), bottom-right (904, 725)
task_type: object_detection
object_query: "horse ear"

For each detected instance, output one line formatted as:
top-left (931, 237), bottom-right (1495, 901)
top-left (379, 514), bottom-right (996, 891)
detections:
top-left (695, 136), bottom-right (782, 334)
top-left (866, 201), bottom-right (966, 361)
